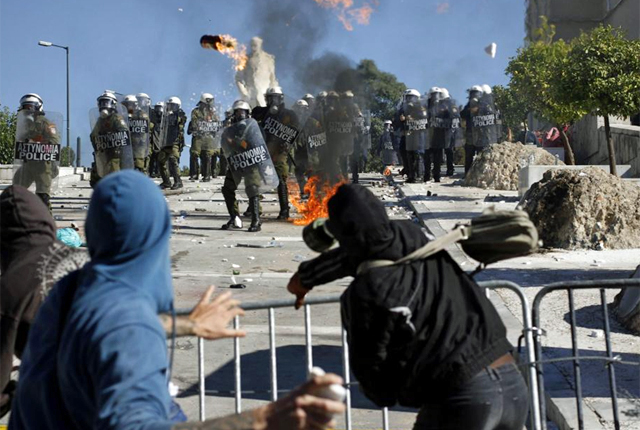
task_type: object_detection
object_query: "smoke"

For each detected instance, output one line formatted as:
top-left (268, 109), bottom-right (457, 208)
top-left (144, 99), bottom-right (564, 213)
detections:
top-left (249, 0), bottom-right (360, 98)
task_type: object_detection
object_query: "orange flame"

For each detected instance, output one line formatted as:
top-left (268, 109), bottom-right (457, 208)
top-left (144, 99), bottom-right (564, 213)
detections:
top-left (289, 175), bottom-right (347, 226)
top-left (313, 0), bottom-right (377, 31)
top-left (383, 167), bottom-right (392, 176)
top-left (201, 34), bottom-right (248, 71)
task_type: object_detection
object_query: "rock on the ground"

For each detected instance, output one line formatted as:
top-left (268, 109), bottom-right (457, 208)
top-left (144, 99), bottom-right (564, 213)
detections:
top-left (464, 142), bottom-right (563, 190)
top-left (522, 167), bottom-right (640, 250)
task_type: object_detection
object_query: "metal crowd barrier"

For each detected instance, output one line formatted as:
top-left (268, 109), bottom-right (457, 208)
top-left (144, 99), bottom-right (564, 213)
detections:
top-left (531, 279), bottom-right (640, 430)
top-left (177, 280), bottom-right (544, 430)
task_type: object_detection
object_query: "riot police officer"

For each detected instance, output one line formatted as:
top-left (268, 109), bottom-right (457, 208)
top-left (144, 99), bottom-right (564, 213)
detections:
top-left (461, 85), bottom-right (484, 174)
top-left (187, 93), bottom-right (222, 182)
top-left (122, 95), bottom-right (151, 173)
top-left (90, 92), bottom-right (133, 184)
top-left (252, 87), bottom-right (300, 220)
top-left (148, 101), bottom-right (164, 178)
top-left (158, 96), bottom-right (186, 190)
top-left (12, 93), bottom-right (61, 209)
top-left (221, 100), bottom-right (279, 232)
top-left (395, 89), bottom-right (427, 183)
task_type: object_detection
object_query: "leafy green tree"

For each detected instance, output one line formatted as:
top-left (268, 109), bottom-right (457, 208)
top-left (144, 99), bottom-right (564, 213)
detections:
top-left (0, 105), bottom-right (17, 164)
top-left (506, 17), bottom-right (586, 164)
top-left (60, 146), bottom-right (75, 167)
top-left (493, 84), bottom-right (529, 142)
top-left (564, 25), bottom-right (640, 175)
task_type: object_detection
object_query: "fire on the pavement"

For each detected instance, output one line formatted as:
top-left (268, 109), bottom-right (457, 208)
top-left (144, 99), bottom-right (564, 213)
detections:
top-left (289, 175), bottom-right (347, 226)
top-left (200, 34), bottom-right (248, 71)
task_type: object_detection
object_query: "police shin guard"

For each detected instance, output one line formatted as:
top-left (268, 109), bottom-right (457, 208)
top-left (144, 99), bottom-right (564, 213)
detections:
top-left (276, 182), bottom-right (290, 220)
top-left (221, 189), bottom-right (242, 230)
top-left (37, 193), bottom-right (52, 213)
top-left (169, 158), bottom-right (183, 190)
top-left (248, 196), bottom-right (262, 232)
top-left (201, 154), bottom-right (211, 182)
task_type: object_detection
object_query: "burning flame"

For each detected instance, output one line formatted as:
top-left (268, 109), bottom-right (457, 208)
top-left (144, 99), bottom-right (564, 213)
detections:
top-left (200, 34), bottom-right (248, 71)
top-left (383, 167), bottom-right (392, 176)
top-left (313, 0), bottom-right (377, 31)
top-left (289, 175), bottom-right (347, 226)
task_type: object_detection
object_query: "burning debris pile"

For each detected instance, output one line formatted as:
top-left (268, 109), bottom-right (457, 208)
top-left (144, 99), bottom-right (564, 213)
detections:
top-left (289, 175), bottom-right (346, 226)
top-left (464, 142), bottom-right (563, 191)
top-left (200, 34), bottom-right (248, 71)
top-left (522, 167), bottom-right (640, 250)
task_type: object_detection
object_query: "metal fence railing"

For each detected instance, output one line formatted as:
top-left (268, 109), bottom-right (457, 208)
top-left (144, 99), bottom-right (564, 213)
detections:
top-left (531, 279), bottom-right (640, 430)
top-left (177, 280), bottom-right (544, 430)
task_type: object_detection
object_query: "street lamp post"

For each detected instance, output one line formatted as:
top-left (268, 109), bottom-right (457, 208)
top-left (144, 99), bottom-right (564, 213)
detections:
top-left (38, 40), bottom-right (71, 167)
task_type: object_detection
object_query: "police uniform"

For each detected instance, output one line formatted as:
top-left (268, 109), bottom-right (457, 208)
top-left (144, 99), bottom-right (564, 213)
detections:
top-left (158, 109), bottom-right (186, 189)
top-left (13, 114), bottom-right (60, 208)
top-left (128, 109), bottom-right (151, 172)
top-left (90, 112), bottom-right (130, 179)
top-left (187, 106), bottom-right (221, 181)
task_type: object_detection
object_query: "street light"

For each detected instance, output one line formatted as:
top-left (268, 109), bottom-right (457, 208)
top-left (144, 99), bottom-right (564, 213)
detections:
top-left (38, 40), bottom-right (71, 167)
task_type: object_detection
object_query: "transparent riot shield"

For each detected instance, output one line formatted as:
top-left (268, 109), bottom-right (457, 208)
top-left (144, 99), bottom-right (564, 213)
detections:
top-left (324, 108), bottom-right (355, 156)
top-left (13, 110), bottom-right (63, 194)
top-left (262, 108), bottom-right (301, 153)
top-left (471, 94), bottom-right (498, 148)
top-left (360, 109), bottom-right (372, 150)
top-left (430, 99), bottom-right (451, 150)
top-left (160, 107), bottom-right (181, 150)
top-left (404, 101), bottom-right (428, 152)
top-left (448, 99), bottom-right (464, 149)
top-left (304, 116), bottom-right (327, 172)
top-left (127, 105), bottom-right (150, 159)
top-left (89, 106), bottom-right (134, 178)
top-left (221, 118), bottom-right (279, 197)
top-left (150, 107), bottom-right (164, 152)
top-left (192, 105), bottom-right (223, 153)
top-left (380, 128), bottom-right (398, 165)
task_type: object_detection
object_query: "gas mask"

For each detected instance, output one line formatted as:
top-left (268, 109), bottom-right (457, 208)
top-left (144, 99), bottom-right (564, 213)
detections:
top-left (233, 109), bottom-right (248, 123)
top-left (302, 218), bottom-right (336, 253)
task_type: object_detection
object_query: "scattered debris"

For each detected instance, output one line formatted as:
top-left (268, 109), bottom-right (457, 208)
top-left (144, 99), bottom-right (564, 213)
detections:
top-left (230, 284), bottom-right (247, 289)
top-left (195, 208), bottom-right (206, 212)
top-left (247, 256), bottom-right (255, 260)
top-left (222, 258), bottom-right (229, 262)
top-left (231, 264), bottom-right (240, 269)
top-left (589, 330), bottom-right (604, 339)
top-left (292, 254), bottom-right (307, 262)
top-left (242, 278), bottom-right (253, 283)
top-left (236, 241), bottom-right (283, 248)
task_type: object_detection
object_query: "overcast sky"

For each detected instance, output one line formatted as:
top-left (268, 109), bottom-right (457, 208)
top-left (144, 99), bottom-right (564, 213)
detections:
top-left (0, 0), bottom-right (525, 165)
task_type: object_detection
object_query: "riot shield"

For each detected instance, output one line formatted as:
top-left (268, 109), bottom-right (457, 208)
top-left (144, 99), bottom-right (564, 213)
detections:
top-left (262, 108), bottom-right (300, 153)
top-left (192, 106), bottom-right (223, 153)
top-left (89, 106), bottom-right (134, 178)
top-left (404, 101), bottom-right (428, 152)
top-left (324, 107), bottom-right (355, 156)
top-left (13, 110), bottom-right (63, 194)
top-left (355, 109), bottom-right (372, 151)
top-left (430, 99), bottom-right (452, 149)
top-left (221, 118), bottom-right (279, 196)
top-left (304, 117), bottom-right (327, 172)
top-left (380, 129), bottom-right (398, 165)
top-left (160, 108), bottom-right (181, 149)
top-left (128, 105), bottom-right (150, 159)
top-left (471, 94), bottom-right (498, 148)
top-left (150, 108), bottom-right (164, 152)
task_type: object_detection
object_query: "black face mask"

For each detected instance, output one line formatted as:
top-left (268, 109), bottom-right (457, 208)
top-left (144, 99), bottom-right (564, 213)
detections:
top-left (233, 110), bottom-right (248, 122)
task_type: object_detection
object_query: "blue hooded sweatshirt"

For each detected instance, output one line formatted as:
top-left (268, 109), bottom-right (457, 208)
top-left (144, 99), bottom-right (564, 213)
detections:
top-left (10, 170), bottom-right (175, 430)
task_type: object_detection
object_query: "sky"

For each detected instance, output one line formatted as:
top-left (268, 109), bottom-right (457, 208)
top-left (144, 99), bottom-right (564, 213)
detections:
top-left (0, 0), bottom-right (526, 166)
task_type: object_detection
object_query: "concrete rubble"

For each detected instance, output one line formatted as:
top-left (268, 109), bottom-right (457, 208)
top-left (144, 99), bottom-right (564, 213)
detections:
top-left (464, 141), bottom-right (563, 191)
top-left (522, 166), bottom-right (640, 250)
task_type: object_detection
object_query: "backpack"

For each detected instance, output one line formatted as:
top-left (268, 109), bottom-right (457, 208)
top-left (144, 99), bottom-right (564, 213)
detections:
top-left (357, 207), bottom-right (539, 275)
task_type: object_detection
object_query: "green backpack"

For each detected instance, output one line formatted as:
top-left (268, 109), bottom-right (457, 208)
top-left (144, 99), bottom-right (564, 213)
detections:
top-left (357, 207), bottom-right (539, 275)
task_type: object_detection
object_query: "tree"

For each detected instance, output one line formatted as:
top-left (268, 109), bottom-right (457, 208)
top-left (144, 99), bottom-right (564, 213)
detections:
top-left (0, 105), bottom-right (17, 165)
top-left (492, 84), bottom-right (529, 142)
top-left (506, 17), bottom-right (587, 164)
top-left (60, 146), bottom-right (76, 167)
top-left (564, 25), bottom-right (640, 175)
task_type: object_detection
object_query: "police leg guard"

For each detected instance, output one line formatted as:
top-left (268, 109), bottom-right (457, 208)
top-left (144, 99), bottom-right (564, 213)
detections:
top-left (36, 193), bottom-right (52, 213)
top-left (221, 185), bottom-right (242, 230)
top-left (276, 182), bottom-right (290, 220)
top-left (169, 157), bottom-right (183, 190)
top-left (189, 153), bottom-right (200, 180)
top-left (200, 153), bottom-right (211, 182)
top-left (248, 196), bottom-right (262, 233)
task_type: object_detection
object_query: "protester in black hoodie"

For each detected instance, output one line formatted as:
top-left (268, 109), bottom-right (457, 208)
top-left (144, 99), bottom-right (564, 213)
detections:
top-left (288, 184), bottom-right (529, 430)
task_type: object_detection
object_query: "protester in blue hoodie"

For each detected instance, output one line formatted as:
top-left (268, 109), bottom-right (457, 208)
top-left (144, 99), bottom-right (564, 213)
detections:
top-left (9, 170), bottom-right (344, 430)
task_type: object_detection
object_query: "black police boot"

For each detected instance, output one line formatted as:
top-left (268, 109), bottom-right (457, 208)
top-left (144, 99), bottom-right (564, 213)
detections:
top-left (201, 155), bottom-right (211, 182)
top-left (248, 196), bottom-right (262, 232)
top-left (211, 155), bottom-right (218, 179)
top-left (243, 198), bottom-right (254, 218)
top-left (221, 193), bottom-right (243, 230)
top-left (276, 182), bottom-right (290, 220)
top-left (169, 159), bottom-right (183, 190)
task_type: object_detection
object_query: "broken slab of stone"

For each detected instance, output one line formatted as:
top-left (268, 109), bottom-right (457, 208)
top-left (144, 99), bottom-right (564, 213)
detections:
top-left (464, 142), bottom-right (563, 191)
top-left (518, 164), bottom-right (632, 197)
top-left (522, 167), bottom-right (640, 250)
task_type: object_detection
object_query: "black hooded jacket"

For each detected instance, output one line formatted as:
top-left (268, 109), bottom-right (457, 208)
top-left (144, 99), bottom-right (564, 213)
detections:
top-left (298, 185), bottom-right (511, 408)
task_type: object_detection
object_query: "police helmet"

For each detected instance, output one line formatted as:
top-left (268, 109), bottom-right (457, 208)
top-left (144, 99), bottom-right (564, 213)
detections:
top-left (326, 91), bottom-right (339, 99)
top-left (404, 89), bottom-right (421, 98)
top-left (232, 100), bottom-right (251, 112)
top-left (469, 85), bottom-right (484, 94)
top-left (167, 96), bottom-right (182, 107)
top-left (136, 93), bottom-right (151, 107)
top-left (123, 94), bottom-right (138, 105)
top-left (19, 93), bottom-right (44, 111)
top-left (428, 87), bottom-right (442, 96)
top-left (384, 120), bottom-right (392, 125)
top-left (317, 91), bottom-right (328, 98)
top-left (265, 87), bottom-right (284, 96)
top-left (440, 88), bottom-right (451, 99)
top-left (97, 92), bottom-right (118, 110)
top-left (200, 93), bottom-right (215, 105)
top-left (303, 93), bottom-right (315, 101)
top-left (343, 90), bottom-right (355, 98)
top-left (481, 84), bottom-right (492, 95)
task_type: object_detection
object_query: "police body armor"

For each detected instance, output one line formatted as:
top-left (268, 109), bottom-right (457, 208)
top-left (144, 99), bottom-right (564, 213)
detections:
top-left (13, 110), bottom-right (63, 194)
top-left (128, 106), bottom-right (150, 159)
top-left (471, 94), bottom-right (498, 148)
top-left (89, 106), bottom-right (134, 178)
top-left (404, 102), bottom-right (428, 152)
top-left (221, 118), bottom-right (279, 198)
